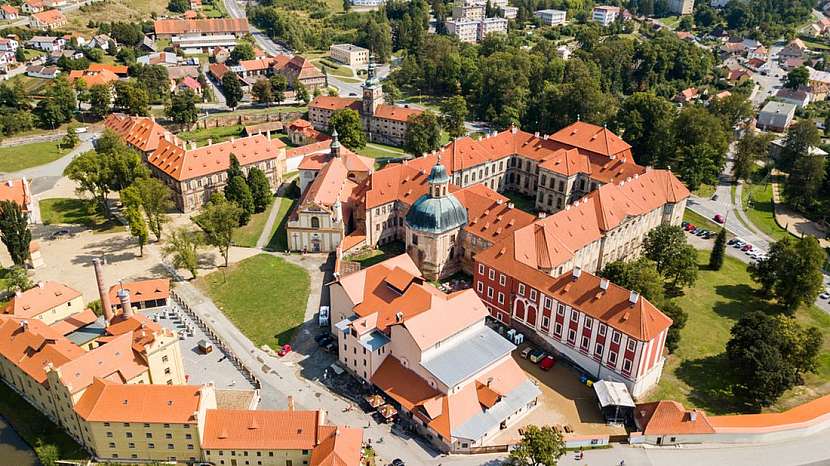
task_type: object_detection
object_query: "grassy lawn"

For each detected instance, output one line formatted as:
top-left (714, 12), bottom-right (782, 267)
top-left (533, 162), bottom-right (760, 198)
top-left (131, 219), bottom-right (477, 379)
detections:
top-left (647, 250), bottom-right (830, 414)
top-left (179, 125), bottom-right (244, 146)
top-left (503, 190), bottom-right (537, 213)
top-left (742, 182), bottom-right (793, 242)
top-left (693, 183), bottom-right (716, 199)
top-left (231, 199), bottom-right (274, 248)
top-left (0, 141), bottom-right (70, 173)
top-left (195, 254), bottom-right (310, 347)
top-left (264, 197), bottom-right (296, 252)
top-left (353, 143), bottom-right (408, 159)
top-left (0, 381), bottom-right (88, 463)
top-left (312, 58), bottom-right (354, 78)
top-left (39, 198), bottom-right (124, 233)
top-left (343, 242), bottom-right (405, 268)
top-left (683, 209), bottom-right (722, 233)
top-left (64, 0), bottom-right (170, 33)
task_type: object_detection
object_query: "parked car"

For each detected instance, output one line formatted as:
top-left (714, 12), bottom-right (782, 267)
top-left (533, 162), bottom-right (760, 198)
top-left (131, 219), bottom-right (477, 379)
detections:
top-left (520, 346), bottom-right (533, 359)
top-left (539, 355), bottom-right (556, 371)
top-left (322, 340), bottom-right (337, 353)
top-left (529, 349), bottom-right (546, 363)
top-left (278, 344), bottom-right (292, 357)
top-left (315, 334), bottom-right (333, 347)
top-left (742, 244), bottom-right (754, 252)
top-left (318, 306), bottom-right (330, 327)
top-left (685, 223), bottom-right (696, 232)
top-left (50, 229), bottom-right (71, 239)
top-left (702, 232), bottom-right (713, 239)
top-left (390, 459), bottom-right (405, 466)
top-left (714, 214), bottom-right (725, 224)
top-left (820, 292), bottom-right (830, 300)
top-left (681, 221), bottom-right (689, 229)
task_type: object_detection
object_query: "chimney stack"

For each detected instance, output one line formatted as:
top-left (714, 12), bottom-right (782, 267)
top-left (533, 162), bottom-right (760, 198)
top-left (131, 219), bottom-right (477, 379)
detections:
top-left (93, 258), bottom-right (114, 322)
top-left (287, 395), bottom-right (295, 411)
top-left (117, 288), bottom-right (133, 318)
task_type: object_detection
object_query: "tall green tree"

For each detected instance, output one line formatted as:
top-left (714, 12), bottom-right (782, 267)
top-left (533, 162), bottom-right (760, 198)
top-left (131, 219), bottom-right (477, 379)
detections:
top-left (88, 84), bottom-right (113, 119)
top-left (247, 167), bottom-right (271, 213)
top-left (785, 66), bottom-right (810, 90)
top-left (114, 80), bottom-right (150, 116)
top-left (780, 120), bottom-right (821, 172)
top-left (228, 41), bottom-right (256, 65)
top-left (440, 95), bottom-right (468, 139)
top-left (612, 92), bottom-right (676, 167)
top-left (661, 300), bottom-right (688, 353)
top-left (599, 257), bottom-right (665, 304)
top-left (194, 199), bottom-right (242, 267)
top-left (733, 131), bottom-right (772, 181)
top-left (252, 79), bottom-right (273, 106)
top-left (64, 151), bottom-right (113, 214)
top-left (124, 204), bottom-right (149, 256)
top-left (709, 92), bottom-right (753, 130)
top-left (329, 108), bottom-right (367, 149)
top-left (222, 73), bottom-right (244, 110)
top-left (507, 425), bottom-right (566, 466)
top-left (269, 75), bottom-right (288, 104)
top-left (122, 178), bottom-right (172, 241)
top-left (4, 266), bottom-right (32, 294)
top-left (0, 200), bottom-right (31, 267)
top-left (224, 175), bottom-right (254, 225)
top-left (227, 154), bottom-right (244, 180)
top-left (785, 154), bottom-right (825, 212)
top-left (35, 76), bottom-right (77, 128)
top-left (643, 224), bottom-right (698, 289)
top-left (404, 110), bottom-right (442, 156)
top-left (671, 106), bottom-right (729, 188)
top-left (162, 228), bottom-right (202, 279)
top-left (166, 89), bottom-right (199, 130)
top-left (749, 236), bottom-right (825, 313)
top-left (294, 80), bottom-right (309, 105)
top-left (709, 228), bottom-right (727, 271)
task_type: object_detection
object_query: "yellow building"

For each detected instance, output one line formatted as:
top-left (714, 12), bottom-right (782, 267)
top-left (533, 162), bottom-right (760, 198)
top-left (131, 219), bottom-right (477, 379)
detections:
top-left (3, 281), bottom-right (84, 325)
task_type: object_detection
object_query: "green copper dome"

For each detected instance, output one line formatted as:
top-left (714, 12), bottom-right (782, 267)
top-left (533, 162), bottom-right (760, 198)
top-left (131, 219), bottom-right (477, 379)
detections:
top-left (427, 162), bottom-right (450, 184)
top-left (405, 194), bottom-right (467, 234)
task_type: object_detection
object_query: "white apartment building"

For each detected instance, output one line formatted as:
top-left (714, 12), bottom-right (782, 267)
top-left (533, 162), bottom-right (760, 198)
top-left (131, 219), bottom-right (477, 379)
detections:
top-left (452, 2), bottom-right (485, 20)
top-left (445, 19), bottom-right (481, 43)
top-left (534, 9), bottom-right (567, 26)
top-left (668, 0), bottom-right (694, 15)
top-left (501, 6), bottom-right (518, 19)
top-left (479, 17), bottom-right (508, 38)
top-left (592, 5), bottom-right (619, 26)
top-left (329, 43), bottom-right (369, 67)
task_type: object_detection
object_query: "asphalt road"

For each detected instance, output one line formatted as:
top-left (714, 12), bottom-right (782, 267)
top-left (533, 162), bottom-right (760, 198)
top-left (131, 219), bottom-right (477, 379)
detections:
top-left (750, 44), bottom-right (785, 108)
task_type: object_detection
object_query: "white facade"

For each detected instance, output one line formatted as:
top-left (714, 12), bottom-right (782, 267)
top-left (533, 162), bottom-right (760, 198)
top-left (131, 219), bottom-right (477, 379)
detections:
top-left (592, 6), bottom-right (619, 26)
top-left (445, 19), bottom-right (480, 43)
top-left (479, 17), bottom-right (508, 39)
top-left (329, 44), bottom-right (369, 67)
top-left (501, 6), bottom-right (518, 19)
top-left (534, 9), bottom-right (566, 26)
top-left (668, 0), bottom-right (694, 15)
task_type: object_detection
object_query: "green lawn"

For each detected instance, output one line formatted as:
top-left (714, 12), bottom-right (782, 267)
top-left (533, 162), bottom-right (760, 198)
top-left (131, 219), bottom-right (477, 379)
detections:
top-left (683, 209), bottom-right (722, 233)
top-left (195, 254), bottom-right (310, 347)
top-left (264, 197), bottom-right (297, 252)
top-left (231, 199), bottom-right (274, 248)
top-left (647, 250), bottom-right (830, 414)
top-left (39, 198), bottom-right (124, 233)
top-left (504, 190), bottom-right (537, 213)
top-left (312, 58), bottom-right (354, 78)
top-left (179, 125), bottom-right (244, 147)
top-left (353, 143), bottom-right (408, 159)
top-left (0, 381), bottom-right (88, 464)
top-left (742, 182), bottom-right (793, 242)
top-left (343, 242), bottom-right (405, 268)
top-left (693, 183), bottom-right (716, 199)
top-left (0, 141), bottom-right (70, 173)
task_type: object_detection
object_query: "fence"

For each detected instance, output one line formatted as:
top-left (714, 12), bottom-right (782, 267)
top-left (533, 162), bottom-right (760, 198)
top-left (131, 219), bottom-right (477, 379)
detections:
top-left (194, 110), bottom-right (305, 130)
top-left (169, 290), bottom-right (262, 389)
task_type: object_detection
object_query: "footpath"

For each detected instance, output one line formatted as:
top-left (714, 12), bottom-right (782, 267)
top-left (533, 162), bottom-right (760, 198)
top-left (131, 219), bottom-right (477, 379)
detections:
top-left (769, 171), bottom-right (830, 247)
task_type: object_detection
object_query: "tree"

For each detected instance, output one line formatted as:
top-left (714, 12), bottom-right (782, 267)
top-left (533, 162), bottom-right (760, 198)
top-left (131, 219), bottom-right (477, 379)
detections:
top-left (122, 178), bottom-right (172, 241)
top-left (251, 79), bottom-right (273, 105)
top-left (709, 228), bottom-right (727, 271)
top-left (4, 266), bottom-right (32, 294)
top-left (294, 80), bottom-right (309, 104)
top-left (671, 106), bottom-right (728, 189)
top-left (88, 83), bottom-right (113, 119)
top-left (0, 200), bottom-right (31, 267)
top-left (64, 150), bottom-right (112, 213)
top-left (643, 224), bottom-right (698, 289)
top-left (132, 64), bottom-right (171, 103)
top-left (727, 311), bottom-right (822, 408)
top-left (224, 175), bottom-right (254, 225)
top-left (404, 110), bottom-right (442, 156)
top-left (613, 93), bottom-right (676, 167)
top-left (124, 204), bottom-right (149, 256)
top-left (678, 15), bottom-right (694, 31)
top-left (785, 154), bottom-right (826, 212)
top-left (709, 92), bottom-right (753, 130)
top-left (269, 74), bottom-right (288, 104)
top-left (227, 154), bottom-right (244, 180)
top-left (228, 41), bottom-right (255, 65)
top-left (750, 236), bottom-right (825, 312)
top-left (114, 80), bottom-right (149, 116)
top-left (382, 81), bottom-right (402, 105)
top-left (167, 0), bottom-right (189, 12)
top-left (329, 108), bottom-right (366, 149)
top-left (247, 167), bottom-right (271, 213)
top-left (61, 126), bottom-right (79, 149)
top-left (785, 66), bottom-right (810, 90)
top-left (74, 79), bottom-right (88, 111)
top-left (194, 199), bottom-right (242, 267)
top-left (599, 258), bottom-right (665, 304)
top-left (166, 89), bottom-right (199, 130)
top-left (440, 95), bottom-right (468, 139)
top-left (780, 119), bottom-right (821, 172)
top-left (222, 72), bottom-right (244, 110)
top-left (507, 425), bottom-right (565, 466)
top-left (35, 77), bottom-right (76, 128)
top-left (162, 228), bottom-right (202, 279)
top-left (661, 300), bottom-right (687, 353)
top-left (15, 47), bottom-right (24, 64)
top-left (733, 131), bottom-right (772, 181)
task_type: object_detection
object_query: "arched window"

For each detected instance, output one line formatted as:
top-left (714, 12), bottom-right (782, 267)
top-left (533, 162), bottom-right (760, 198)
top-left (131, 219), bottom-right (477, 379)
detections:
top-left (310, 217), bottom-right (320, 228)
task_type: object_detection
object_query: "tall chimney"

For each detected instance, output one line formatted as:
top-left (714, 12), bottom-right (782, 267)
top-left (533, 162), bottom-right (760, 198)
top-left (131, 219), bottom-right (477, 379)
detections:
top-left (117, 288), bottom-right (133, 318)
top-left (93, 258), bottom-right (114, 322)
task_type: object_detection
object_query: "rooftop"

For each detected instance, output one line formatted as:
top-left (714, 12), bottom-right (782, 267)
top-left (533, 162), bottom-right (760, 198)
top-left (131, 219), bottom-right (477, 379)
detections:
top-left (75, 378), bottom-right (204, 423)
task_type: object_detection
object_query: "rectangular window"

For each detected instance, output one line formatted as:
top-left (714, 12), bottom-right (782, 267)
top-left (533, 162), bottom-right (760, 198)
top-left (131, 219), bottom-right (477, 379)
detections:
top-left (544, 297), bottom-right (552, 309)
top-left (609, 351), bottom-right (618, 364)
top-left (585, 317), bottom-right (592, 329)
top-left (623, 359), bottom-right (632, 373)
top-left (612, 331), bottom-right (621, 344)
top-left (557, 303), bottom-right (565, 315)
top-left (599, 324), bottom-right (607, 336)
top-left (518, 284), bottom-right (526, 296)
top-left (499, 274), bottom-right (506, 286)
top-left (594, 343), bottom-right (603, 356)
top-left (488, 269), bottom-right (495, 280)
top-left (581, 336), bottom-right (589, 349)
top-left (529, 289), bottom-right (537, 302)
top-left (477, 281), bottom-right (483, 293)
top-left (568, 329), bottom-right (576, 343)
top-left (627, 339), bottom-right (636, 352)
top-left (571, 311), bottom-right (578, 322)
top-left (149, 443), bottom-right (155, 449)
top-left (554, 323), bottom-right (562, 336)
top-left (497, 292), bottom-right (505, 304)
top-left (478, 264), bottom-right (484, 275)
top-left (487, 287), bottom-right (494, 298)
top-left (542, 316), bottom-right (550, 329)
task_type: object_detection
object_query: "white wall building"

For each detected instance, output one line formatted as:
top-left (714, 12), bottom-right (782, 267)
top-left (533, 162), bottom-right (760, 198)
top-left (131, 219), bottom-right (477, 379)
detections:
top-left (534, 9), bottom-right (567, 26)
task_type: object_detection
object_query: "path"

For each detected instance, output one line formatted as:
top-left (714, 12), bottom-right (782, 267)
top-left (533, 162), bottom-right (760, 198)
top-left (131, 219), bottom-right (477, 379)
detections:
top-left (770, 173), bottom-right (830, 246)
top-left (256, 198), bottom-right (282, 249)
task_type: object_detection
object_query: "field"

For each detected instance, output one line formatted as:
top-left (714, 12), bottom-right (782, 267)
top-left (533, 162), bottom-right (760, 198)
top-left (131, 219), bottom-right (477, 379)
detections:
top-left (342, 242), bottom-right (405, 268)
top-left (646, 250), bottom-right (830, 414)
top-left (264, 197), bottom-right (296, 252)
top-left (39, 198), bottom-right (124, 233)
top-left (179, 125), bottom-right (245, 146)
top-left (353, 142), bottom-right (407, 159)
top-left (231, 199), bottom-right (274, 248)
top-left (0, 141), bottom-right (70, 173)
top-left (195, 254), bottom-right (310, 347)
top-left (64, 0), bottom-right (171, 33)
top-left (742, 182), bottom-right (793, 242)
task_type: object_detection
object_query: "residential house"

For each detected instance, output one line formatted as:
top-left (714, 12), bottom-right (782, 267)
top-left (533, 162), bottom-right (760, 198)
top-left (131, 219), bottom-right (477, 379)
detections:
top-left (67, 68), bottom-right (120, 87)
top-left (137, 51), bottom-right (179, 66)
top-left (757, 101), bottom-right (797, 132)
top-left (27, 35), bottom-right (64, 51)
top-left (26, 64), bottom-right (59, 78)
top-left (534, 9), bottom-right (567, 26)
top-left (153, 18), bottom-right (249, 54)
top-left (808, 66), bottom-right (830, 100)
top-left (1, 4), bottom-right (19, 20)
top-left (674, 87), bottom-right (700, 104)
top-left (21, 0), bottom-right (44, 13)
top-left (592, 5), bottom-right (619, 26)
top-left (779, 39), bottom-right (808, 61)
top-left (89, 34), bottom-right (114, 51)
top-left (176, 75), bottom-right (202, 93)
top-left (776, 87), bottom-right (812, 109)
top-left (29, 9), bottom-right (67, 30)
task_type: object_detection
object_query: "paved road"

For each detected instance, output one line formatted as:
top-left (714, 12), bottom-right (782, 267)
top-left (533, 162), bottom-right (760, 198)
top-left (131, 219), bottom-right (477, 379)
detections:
top-left (750, 44), bottom-right (785, 108)
top-left (223, 0), bottom-right (290, 56)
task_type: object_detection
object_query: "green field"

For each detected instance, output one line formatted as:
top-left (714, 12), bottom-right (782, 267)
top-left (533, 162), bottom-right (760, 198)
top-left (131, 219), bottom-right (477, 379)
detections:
top-left (0, 141), bottom-right (70, 173)
top-left (264, 197), bottom-right (296, 252)
top-left (39, 198), bottom-right (124, 233)
top-left (343, 242), bottom-right (405, 268)
top-left (647, 250), bottom-right (830, 414)
top-left (231, 199), bottom-right (274, 248)
top-left (742, 182), bottom-right (793, 242)
top-left (195, 254), bottom-right (310, 347)
top-left (353, 143), bottom-right (408, 159)
top-left (179, 125), bottom-right (244, 146)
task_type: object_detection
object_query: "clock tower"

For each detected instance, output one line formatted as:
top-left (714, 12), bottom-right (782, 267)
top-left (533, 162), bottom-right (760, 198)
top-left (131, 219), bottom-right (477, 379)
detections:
top-left (362, 55), bottom-right (382, 116)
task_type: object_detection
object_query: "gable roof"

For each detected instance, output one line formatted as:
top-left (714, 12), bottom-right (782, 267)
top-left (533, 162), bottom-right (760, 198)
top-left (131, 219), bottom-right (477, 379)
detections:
top-left (107, 279), bottom-right (170, 305)
top-left (104, 113), bottom-right (182, 154)
top-left (308, 425), bottom-right (363, 466)
top-left (635, 400), bottom-right (714, 435)
top-left (201, 409), bottom-right (321, 450)
top-left (74, 378), bottom-right (204, 423)
top-left (3, 282), bottom-right (82, 319)
top-left (153, 18), bottom-right (249, 35)
top-left (31, 9), bottom-right (66, 24)
top-left (55, 332), bottom-right (148, 394)
top-left (0, 317), bottom-right (84, 383)
top-left (0, 179), bottom-right (31, 211)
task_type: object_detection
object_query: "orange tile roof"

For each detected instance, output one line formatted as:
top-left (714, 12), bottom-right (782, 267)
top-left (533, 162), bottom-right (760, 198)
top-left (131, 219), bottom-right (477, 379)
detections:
top-left (56, 332), bottom-right (148, 394)
top-left (105, 113), bottom-right (182, 154)
top-left (452, 184), bottom-right (535, 244)
top-left (371, 356), bottom-right (440, 412)
top-left (31, 9), bottom-right (66, 25)
top-left (709, 394), bottom-right (830, 431)
top-left (208, 62), bottom-right (229, 80)
top-left (239, 57), bottom-right (273, 72)
top-left (68, 69), bottom-right (119, 87)
top-left (296, 143), bottom-right (372, 173)
top-left (298, 156), bottom-right (358, 209)
top-left (49, 308), bottom-right (98, 336)
top-left (0, 317), bottom-right (84, 383)
top-left (88, 63), bottom-right (128, 75)
top-left (74, 378), bottom-right (203, 423)
top-left (309, 95), bottom-right (361, 112)
top-left (3, 281), bottom-right (82, 319)
top-left (373, 104), bottom-right (422, 123)
top-left (153, 18), bottom-right (249, 35)
top-left (286, 55), bottom-right (324, 80)
top-left (360, 163), bottom-right (432, 208)
top-left (1, 4), bottom-right (18, 13)
top-left (309, 425), bottom-right (363, 466)
top-left (148, 134), bottom-right (285, 181)
top-left (0, 179), bottom-right (31, 212)
top-left (402, 289), bottom-right (488, 350)
top-left (201, 409), bottom-right (321, 450)
top-left (108, 279), bottom-right (170, 305)
top-left (635, 400), bottom-right (715, 435)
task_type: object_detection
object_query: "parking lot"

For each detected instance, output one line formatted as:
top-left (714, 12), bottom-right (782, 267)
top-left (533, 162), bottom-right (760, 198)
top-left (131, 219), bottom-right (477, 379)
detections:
top-left (140, 305), bottom-right (256, 390)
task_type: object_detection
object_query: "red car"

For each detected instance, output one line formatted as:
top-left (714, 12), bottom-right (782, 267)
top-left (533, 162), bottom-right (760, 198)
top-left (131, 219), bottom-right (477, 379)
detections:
top-left (714, 214), bottom-right (725, 224)
top-left (685, 223), bottom-right (696, 231)
top-left (742, 244), bottom-right (753, 252)
top-left (539, 355), bottom-right (556, 371)
top-left (278, 344), bottom-right (292, 356)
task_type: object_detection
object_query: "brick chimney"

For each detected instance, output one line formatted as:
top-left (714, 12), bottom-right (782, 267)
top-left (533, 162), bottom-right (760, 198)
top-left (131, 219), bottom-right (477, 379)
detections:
top-left (93, 258), bottom-right (114, 322)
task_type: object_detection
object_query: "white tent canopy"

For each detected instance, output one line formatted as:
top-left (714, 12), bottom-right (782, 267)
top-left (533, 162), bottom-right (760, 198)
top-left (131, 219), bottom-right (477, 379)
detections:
top-left (593, 380), bottom-right (635, 408)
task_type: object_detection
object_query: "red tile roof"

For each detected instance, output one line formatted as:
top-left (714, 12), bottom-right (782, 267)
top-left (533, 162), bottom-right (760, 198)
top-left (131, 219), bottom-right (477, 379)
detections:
top-left (709, 394), bottom-right (830, 431)
top-left (298, 156), bottom-right (358, 208)
top-left (107, 279), bottom-right (170, 305)
top-left (308, 425), bottom-right (363, 466)
top-left (56, 332), bottom-right (148, 393)
top-left (88, 63), bottom-right (128, 75)
top-left (0, 179), bottom-right (31, 212)
top-left (31, 9), bottom-right (66, 25)
top-left (635, 400), bottom-right (714, 435)
top-left (49, 308), bottom-right (98, 336)
top-left (0, 317), bottom-right (84, 384)
top-left (74, 378), bottom-right (203, 423)
top-left (201, 409), bottom-right (322, 450)
top-left (68, 69), bottom-right (119, 87)
top-left (105, 113), bottom-right (182, 154)
top-left (296, 144), bottom-right (373, 173)
top-left (309, 95), bottom-right (360, 112)
top-left (3, 281), bottom-right (82, 320)
top-left (373, 104), bottom-right (422, 122)
top-left (452, 184), bottom-right (535, 244)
